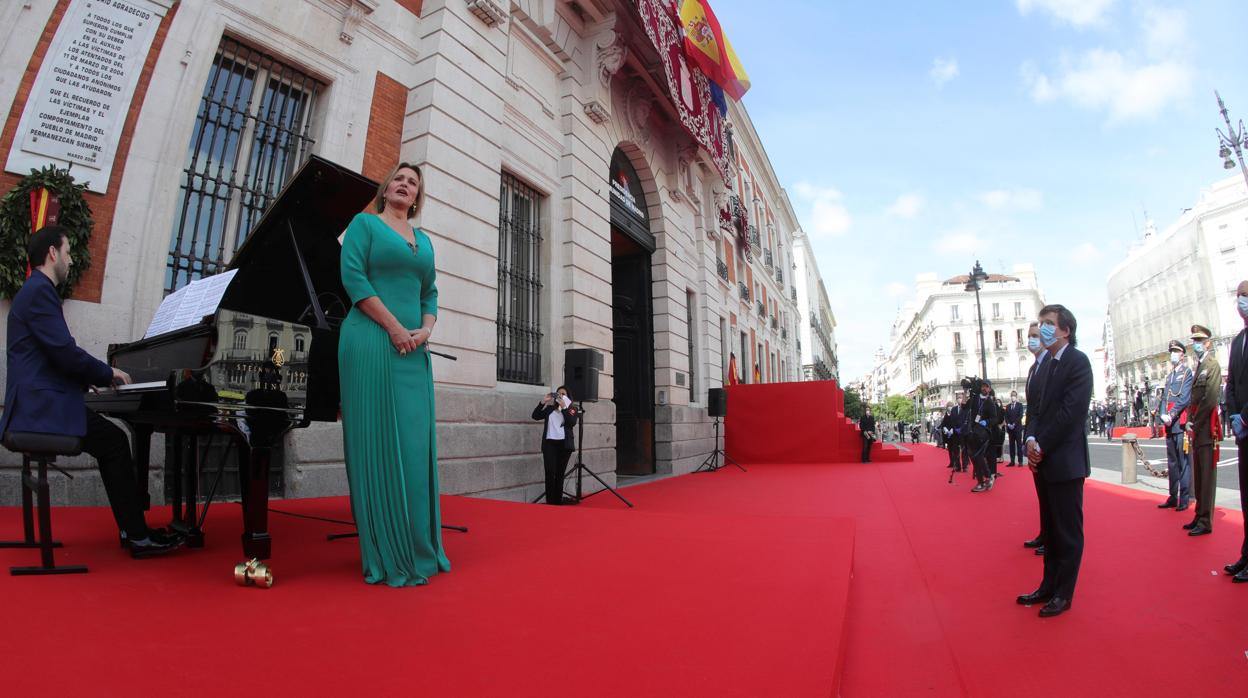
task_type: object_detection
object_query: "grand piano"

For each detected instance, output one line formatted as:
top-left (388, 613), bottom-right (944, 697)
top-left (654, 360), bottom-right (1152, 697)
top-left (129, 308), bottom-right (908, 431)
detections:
top-left (87, 156), bottom-right (376, 559)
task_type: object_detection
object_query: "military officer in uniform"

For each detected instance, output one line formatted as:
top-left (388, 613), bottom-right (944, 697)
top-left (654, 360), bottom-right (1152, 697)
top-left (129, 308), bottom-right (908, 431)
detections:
top-left (1157, 339), bottom-right (1194, 511)
top-left (1184, 324), bottom-right (1221, 537)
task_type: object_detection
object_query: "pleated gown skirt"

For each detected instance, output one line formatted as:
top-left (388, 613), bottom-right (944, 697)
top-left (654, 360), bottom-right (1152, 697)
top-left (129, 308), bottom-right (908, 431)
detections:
top-left (339, 310), bottom-right (450, 586)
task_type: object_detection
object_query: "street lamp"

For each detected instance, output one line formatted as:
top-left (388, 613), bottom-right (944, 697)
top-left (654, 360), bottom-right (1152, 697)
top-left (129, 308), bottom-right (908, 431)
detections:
top-left (912, 348), bottom-right (936, 427)
top-left (1215, 91), bottom-right (1248, 193)
top-left (963, 260), bottom-right (990, 379)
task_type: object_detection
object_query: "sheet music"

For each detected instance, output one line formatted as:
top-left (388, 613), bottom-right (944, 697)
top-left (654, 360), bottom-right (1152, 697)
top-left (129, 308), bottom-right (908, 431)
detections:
top-left (143, 270), bottom-right (238, 338)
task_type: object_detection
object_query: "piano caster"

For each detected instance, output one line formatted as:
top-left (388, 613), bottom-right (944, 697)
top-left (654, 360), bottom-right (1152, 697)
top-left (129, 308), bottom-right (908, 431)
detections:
top-left (234, 558), bottom-right (273, 588)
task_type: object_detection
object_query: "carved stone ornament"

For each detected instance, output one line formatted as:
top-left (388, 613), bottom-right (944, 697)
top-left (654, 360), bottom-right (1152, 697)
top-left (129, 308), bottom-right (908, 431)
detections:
top-left (625, 81), bottom-right (654, 146)
top-left (583, 100), bottom-right (610, 124)
top-left (467, 0), bottom-right (507, 27)
top-left (338, 0), bottom-right (374, 45)
top-left (677, 143), bottom-right (700, 204)
top-left (597, 31), bottom-right (628, 87)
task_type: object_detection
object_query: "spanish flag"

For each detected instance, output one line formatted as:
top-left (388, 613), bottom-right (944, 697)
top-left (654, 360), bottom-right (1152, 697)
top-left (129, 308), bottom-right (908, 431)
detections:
top-left (27, 188), bottom-right (60, 279)
top-left (678, 0), bottom-right (750, 101)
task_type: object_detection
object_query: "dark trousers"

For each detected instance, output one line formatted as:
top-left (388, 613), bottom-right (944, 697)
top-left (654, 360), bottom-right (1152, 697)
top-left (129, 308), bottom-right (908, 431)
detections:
top-left (1191, 442), bottom-right (1216, 529)
top-left (946, 440), bottom-right (959, 468)
top-left (1008, 432), bottom-right (1022, 464)
top-left (1039, 477), bottom-right (1084, 600)
top-left (970, 442), bottom-right (990, 481)
top-left (958, 438), bottom-right (971, 471)
top-left (82, 409), bottom-right (147, 539)
top-left (1105, 420), bottom-right (1115, 440)
top-left (1239, 444), bottom-right (1248, 556)
top-left (861, 437), bottom-right (874, 463)
top-left (1031, 469), bottom-right (1048, 543)
top-left (1164, 432), bottom-right (1191, 505)
top-left (541, 438), bottom-right (573, 505)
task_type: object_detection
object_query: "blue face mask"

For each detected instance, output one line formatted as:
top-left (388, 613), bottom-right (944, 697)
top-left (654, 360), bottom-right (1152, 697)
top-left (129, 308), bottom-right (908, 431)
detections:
top-left (1193, 342), bottom-right (1206, 357)
top-left (1027, 337), bottom-right (1042, 353)
top-left (1039, 322), bottom-right (1058, 348)
top-left (1238, 296), bottom-right (1248, 318)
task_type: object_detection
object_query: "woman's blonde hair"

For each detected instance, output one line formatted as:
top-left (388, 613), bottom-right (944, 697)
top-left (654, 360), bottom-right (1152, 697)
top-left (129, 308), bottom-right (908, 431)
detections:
top-left (374, 162), bottom-right (425, 218)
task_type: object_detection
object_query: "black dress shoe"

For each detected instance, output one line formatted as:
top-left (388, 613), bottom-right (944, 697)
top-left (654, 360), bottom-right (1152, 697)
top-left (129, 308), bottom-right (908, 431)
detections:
top-left (1182, 520), bottom-right (1197, 530)
top-left (1038, 597), bottom-right (1072, 617)
top-left (1157, 500), bottom-right (1177, 509)
top-left (129, 537), bottom-right (179, 559)
top-left (1176, 503), bottom-right (1190, 512)
top-left (1016, 590), bottom-right (1053, 605)
top-left (1225, 557), bottom-right (1248, 575)
top-left (1023, 537), bottom-right (1043, 548)
top-left (1234, 568), bottom-right (1248, 584)
top-left (1034, 546), bottom-right (1046, 556)
top-left (1188, 525), bottom-right (1211, 536)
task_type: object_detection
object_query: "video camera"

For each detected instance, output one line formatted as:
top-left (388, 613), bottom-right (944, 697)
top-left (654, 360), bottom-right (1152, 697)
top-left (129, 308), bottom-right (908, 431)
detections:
top-left (960, 376), bottom-right (986, 395)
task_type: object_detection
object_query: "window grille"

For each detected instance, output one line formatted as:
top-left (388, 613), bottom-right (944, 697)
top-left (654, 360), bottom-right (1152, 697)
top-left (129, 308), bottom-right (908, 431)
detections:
top-left (165, 36), bottom-right (321, 293)
top-left (497, 173), bottom-right (544, 384)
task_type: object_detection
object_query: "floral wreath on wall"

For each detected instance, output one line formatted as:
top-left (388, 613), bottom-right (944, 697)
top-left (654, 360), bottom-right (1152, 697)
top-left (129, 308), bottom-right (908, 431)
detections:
top-left (0, 164), bottom-right (93, 300)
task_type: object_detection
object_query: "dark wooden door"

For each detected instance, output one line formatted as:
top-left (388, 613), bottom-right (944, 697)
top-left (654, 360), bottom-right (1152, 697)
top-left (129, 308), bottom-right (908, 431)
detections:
top-left (611, 230), bottom-right (654, 476)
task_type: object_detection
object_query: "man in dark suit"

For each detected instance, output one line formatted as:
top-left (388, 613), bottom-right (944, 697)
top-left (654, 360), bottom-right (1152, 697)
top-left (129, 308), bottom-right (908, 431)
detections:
top-left (2, 226), bottom-right (177, 557)
top-left (941, 402), bottom-right (959, 469)
top-left (1005, 390), bottom-right (1024, 466)
top-left (1021, 322), bottom-right (1048, 555)
top-left (1184, 324), bottom-right (1222, 537)
top-left (1019, 305), bottom-right (1092, 617)
top-left (859, 408), bottom-right (876, 463)
top-left (1224, 280), bottom-right (1248, 583)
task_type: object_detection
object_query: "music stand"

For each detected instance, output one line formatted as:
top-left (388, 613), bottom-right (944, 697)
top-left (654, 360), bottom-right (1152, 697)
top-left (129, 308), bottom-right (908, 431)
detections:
top-left (693, 416), bottom-right (745, 473)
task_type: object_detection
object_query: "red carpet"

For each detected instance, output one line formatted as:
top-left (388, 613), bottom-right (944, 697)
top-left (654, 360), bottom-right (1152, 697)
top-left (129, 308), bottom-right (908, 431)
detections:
top-left (3, 446), bottom-right (1246, 696)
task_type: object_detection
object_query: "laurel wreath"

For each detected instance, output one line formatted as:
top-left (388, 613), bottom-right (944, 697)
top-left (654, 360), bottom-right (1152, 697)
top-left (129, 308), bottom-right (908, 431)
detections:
top-left (0, 164), bottom-right (93, 300)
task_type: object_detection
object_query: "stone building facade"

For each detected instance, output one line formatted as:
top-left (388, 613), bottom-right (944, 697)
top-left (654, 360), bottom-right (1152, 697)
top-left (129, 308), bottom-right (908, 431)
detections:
top-left (0, 0), bottom-right (813, 504)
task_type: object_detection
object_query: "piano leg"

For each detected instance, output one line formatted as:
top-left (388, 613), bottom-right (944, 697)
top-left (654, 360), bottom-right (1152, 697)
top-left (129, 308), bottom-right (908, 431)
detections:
top-left (184, 434), bottom-right (204, 549)
top-left (170, 433), bottom-right (184, 524)
top-left (240, 440), bottom-right (272, 560)
top-left (133, 425), bottom-right (153, 511)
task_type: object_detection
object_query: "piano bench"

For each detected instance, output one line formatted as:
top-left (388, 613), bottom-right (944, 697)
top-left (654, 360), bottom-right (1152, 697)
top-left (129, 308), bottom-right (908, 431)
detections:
top-left (0, 432), bottom-right (88, 576)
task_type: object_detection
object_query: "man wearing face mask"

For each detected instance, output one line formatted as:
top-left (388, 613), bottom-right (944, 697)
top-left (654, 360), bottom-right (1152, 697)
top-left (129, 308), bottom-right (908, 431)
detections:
top-left (969, 379), bottom-right (999, 492)
top-left (1005, 390), bottom-right (1024, 467)
top-left (1156, 339), bottom-right (1194, 511)
top-left (1020, 306), bottom-right (1092, 617)
top-left (1184, 325), bottom-right (1222, 537)
top-left (1021, 322), bottom-right (1048, 554)
top-left (1223, 280), bottom-right (1248, 582)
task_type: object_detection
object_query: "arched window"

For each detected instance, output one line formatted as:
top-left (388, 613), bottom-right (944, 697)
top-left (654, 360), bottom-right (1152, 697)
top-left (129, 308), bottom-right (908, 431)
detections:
top-left (955, 359), bottom-right (965, 377)
top-left (268, 334), bottom-right (279, 354)
top-left (233, 330), bottom-right (247, 351)
top-left (995, 357), bottom-right (1005, 379)
top-left (295, 335), bottom-right (305, 353)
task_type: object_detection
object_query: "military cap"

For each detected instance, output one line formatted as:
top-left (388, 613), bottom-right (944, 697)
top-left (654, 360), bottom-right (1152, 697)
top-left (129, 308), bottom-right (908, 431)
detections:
top-left (1168, 339), bottom-right (1186, 353)
top-left (1190, 324), bottom-right (1212, 341)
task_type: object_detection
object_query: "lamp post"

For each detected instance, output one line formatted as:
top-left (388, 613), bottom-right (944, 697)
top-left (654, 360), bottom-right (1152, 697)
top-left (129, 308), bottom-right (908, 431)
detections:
top-left (913, 348), bottom-right (935, 428)
top-left (964, 260), bottom-right (990, 379)
top-left (1215, 91), bottom-right (1248, 193)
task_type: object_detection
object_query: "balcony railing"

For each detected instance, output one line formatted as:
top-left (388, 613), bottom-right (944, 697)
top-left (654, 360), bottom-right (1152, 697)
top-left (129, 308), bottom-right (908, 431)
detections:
top-left (756, 300), bottom-right (765, 316)
top-left (770, 315), bottom-right (778, 329)
top-left (775, 266), bottom-right (784, 285)
top-left (790, 287), bottom-right (797, 302)
top-left (738, 282), bottom-right (750, 302)
top-left (748, 225), bottom-right (761, 250)
top-left (763, 248), bottom-right (773, 268)
top-left (716, 259), bottom-right (729, 282)
top-left (781, 327), bottom-right (788, 340)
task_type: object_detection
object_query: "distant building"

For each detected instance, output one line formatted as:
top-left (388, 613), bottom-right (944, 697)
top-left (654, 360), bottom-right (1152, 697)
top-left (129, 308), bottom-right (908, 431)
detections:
top-left (793, 230), bottom-right (838, 381)
top-left (1106, 174), bottom-right (1248, 393)
top-left (875, 265), bottom-right (1046, 419)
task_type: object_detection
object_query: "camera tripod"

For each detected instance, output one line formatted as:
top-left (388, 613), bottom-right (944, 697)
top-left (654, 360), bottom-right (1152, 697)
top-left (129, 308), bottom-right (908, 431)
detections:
top-left (693, 416), bottom-right (745, 473)
top-left (532, 401), bottom-right (633, 508)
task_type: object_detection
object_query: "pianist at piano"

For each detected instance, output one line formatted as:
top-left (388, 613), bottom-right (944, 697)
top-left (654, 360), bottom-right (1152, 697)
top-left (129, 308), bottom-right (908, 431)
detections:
top-left (338, 162), bottom-right (451, 586)
top-left (1, 225), bottom-right (180, 559)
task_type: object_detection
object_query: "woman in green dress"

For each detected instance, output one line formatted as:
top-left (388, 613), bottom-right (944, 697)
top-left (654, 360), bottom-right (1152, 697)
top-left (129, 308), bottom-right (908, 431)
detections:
top-left (339, 162), bottom-right (450, 586)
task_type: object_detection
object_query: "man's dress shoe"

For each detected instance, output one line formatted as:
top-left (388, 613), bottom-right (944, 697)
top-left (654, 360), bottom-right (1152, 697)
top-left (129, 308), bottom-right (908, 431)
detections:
top-left (1023, 538), bottom-right (1043, 548)
top-left (1224, 557), bottom-right (1248, 576)
top-left (1182, 520), bottom-right (1197, 530)
top-left (1176, 503), bottom-right (1190, 512)
top-left (1157, 500), bottom-right (1177, 509)
top-left (129, 537), bottom-right (179, 559)
top-left (1034, 546), bottom-right (1046, 556)
top-left (1016, 590), bottom-right (1053, 605)
top-left (1234, 568), bottom-right (1248, 584)
top-left (1187, 525), bottom-right (1211, 537)
top-left (1038, 597), bottom-right (1072, 617)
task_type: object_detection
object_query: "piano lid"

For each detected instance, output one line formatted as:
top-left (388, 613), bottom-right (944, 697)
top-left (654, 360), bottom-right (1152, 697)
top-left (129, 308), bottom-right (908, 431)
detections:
top-left (220, 155), bottom-right (377, 328)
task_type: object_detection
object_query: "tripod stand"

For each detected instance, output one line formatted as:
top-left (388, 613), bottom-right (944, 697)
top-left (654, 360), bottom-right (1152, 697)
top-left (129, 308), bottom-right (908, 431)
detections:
top-left (533, 401), bottom-right (633, 507)
top-left (693, 417), bottom-right (745, 473)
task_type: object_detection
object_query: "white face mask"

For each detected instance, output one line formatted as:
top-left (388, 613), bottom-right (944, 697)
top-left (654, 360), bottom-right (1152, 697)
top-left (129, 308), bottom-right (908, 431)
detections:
top-left (558, 394), bottom-right (571, 409)
top-left (1169, 351), bottom-right (1182, 365)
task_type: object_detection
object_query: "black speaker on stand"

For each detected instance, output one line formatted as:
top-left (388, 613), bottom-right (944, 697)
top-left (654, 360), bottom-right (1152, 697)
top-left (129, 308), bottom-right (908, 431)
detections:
top-left (694, 387), bottom-right (745, 473)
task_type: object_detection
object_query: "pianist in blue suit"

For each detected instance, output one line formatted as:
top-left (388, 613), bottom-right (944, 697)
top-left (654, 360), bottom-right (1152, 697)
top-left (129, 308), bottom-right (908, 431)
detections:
top-left (2, 226), bottom-right (176, 558)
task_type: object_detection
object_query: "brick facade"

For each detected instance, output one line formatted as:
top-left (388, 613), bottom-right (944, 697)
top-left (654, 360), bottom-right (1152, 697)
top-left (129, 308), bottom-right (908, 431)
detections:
top-left (361, 72), bottom-right (408, 183)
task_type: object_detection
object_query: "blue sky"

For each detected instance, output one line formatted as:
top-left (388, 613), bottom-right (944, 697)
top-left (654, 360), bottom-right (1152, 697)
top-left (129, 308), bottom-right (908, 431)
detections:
top-left (712, 0), bottom-right (1248, 382)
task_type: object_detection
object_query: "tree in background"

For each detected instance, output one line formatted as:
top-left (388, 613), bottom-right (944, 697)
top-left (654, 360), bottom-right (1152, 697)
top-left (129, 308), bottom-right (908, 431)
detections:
top-left (844, 388), bottom-right (865, 421)
top-left (884, 394), bottom-right (915, 424)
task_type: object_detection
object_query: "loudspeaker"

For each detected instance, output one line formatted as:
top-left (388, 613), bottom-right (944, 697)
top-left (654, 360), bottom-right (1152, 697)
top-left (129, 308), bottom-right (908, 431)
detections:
top-left (707, 387), bottom-right (727, 417)
top-left (564, 348), bottom-right (603, 403)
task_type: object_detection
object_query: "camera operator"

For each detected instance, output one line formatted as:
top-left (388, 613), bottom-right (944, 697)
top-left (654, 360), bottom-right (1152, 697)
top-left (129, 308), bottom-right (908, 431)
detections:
top-left (532, 386), bottom-right (578, 505)
top-left (963, 377), bottom-right (999, 492)
top-left (941, 401), bottom-right (959, 468)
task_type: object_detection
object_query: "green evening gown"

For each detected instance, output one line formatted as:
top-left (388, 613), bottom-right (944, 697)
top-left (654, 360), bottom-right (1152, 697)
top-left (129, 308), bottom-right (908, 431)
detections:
top-left (339, 212), bottom-right (450, 586)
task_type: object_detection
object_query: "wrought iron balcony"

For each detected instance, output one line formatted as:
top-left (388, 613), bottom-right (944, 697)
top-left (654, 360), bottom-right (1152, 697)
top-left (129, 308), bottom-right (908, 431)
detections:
top-left (790, 287), bottom-right (797, 302)
top-left (781, 327), bottom-right (788, 340)
top-left (748, 225), bottom-right (761, 250)
top-left (716, 259), bottom-right (729, 282)
top-left (775, 266), bottom-right (783, 285)
top-left (770, 315), bottom-right (778, 329)
top-left (756, 300), bottom-right (765, 316)
top-left (738, 281), bottom-right (750, 301)
top-left (763, 248), bottom-right (773, 268)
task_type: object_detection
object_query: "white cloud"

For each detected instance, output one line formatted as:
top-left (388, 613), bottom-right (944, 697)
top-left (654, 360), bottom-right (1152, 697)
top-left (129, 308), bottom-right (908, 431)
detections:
top-left (793, 182), bottom-right (852, 237)
top-left (1020, 7), bottom-right (1194, 122)
top-left (885, 193), bottom-right (924, 219)
top-left (1016, 0), bottom-right (1117, 28)
top-left (885, 282), bottom-right (909, 298)
top-left (930, 57), bottom-right (959, 87)
top-left (1072, 242), bottom-right (1102, 264)
top-left (932, 231), bottom-right (984, 256)
top-left (976, 188), bottom-right (1044, 210)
